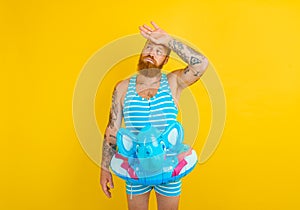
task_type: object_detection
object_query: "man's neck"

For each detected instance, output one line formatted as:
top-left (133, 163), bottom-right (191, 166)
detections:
top-left (137, 70), bottom-right (162, 86)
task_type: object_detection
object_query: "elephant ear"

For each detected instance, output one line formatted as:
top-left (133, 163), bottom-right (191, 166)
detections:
top-left (116, 128), bottom-right (137, 157)
top-left (161, 121), bottom-right (184, 149)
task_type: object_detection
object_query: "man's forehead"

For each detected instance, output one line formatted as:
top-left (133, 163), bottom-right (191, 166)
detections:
top-left (144, 41), bottom-right (168, 50)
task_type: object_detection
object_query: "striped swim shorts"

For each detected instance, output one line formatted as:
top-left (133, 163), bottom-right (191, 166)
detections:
top-left (126, 180), bottom-right (182, 197)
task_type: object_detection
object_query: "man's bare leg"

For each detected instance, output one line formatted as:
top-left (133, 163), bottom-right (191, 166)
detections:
top-left (156, 192), bottom-right (180, 210)
top-left (127, 192), bottom-right (151, 210)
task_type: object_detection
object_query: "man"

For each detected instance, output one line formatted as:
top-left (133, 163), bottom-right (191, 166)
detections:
top-left (100, 21), bottom-right (209, 210)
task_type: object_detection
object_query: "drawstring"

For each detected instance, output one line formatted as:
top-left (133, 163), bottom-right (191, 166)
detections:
top-left (130, 183), bottom-right (133, 200)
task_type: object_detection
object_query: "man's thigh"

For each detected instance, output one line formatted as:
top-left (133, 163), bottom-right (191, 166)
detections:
top-left (127, 192), bottom-right (151, 210)
top-left (155, 192), bottom-right (180, 210)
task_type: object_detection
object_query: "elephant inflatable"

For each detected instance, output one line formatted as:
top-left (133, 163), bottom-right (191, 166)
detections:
top-left (110, 121), bottom-right (197, 185)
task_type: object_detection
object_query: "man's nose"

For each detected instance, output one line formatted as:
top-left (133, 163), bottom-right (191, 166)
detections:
top-left (149, 49), bottom-right (155, 57)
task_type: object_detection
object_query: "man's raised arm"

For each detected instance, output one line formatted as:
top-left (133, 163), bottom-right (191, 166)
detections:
top-left (168, 38), bottom-right (208, 88)
top-left (139, 21), bottom-right (209, 89)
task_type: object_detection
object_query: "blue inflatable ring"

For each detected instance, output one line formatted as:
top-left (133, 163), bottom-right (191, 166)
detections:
top-left (110, 121), bottom-right (198, 185)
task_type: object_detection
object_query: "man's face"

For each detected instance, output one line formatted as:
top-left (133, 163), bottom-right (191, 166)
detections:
top-left (138, 41), bottom-right (169, 71)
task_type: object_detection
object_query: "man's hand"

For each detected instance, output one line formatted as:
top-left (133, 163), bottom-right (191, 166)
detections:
top-left (139, 21), bottom-right (172, 47)
top-left (100, 168), bottom-right (114, 198)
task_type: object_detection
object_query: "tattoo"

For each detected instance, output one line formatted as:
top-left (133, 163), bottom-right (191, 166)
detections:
top-left (193, 71), bottom-right (202, 77)
top-left (108, 87), bottom-right (118, 129)
top-left (190, 56), bottom-right (201, 65)
top-left (168, 39), bottom-right (204, 67)
top-left (168, 39), bottom-right (189, 63)
top-left (101, 137), bottom-right (116, 169)
top-left (184, 67), bottom-right (190, 74)
top-left (174, 40), bottom-right (184, 50)
top-left (185, 66), bottom-right (201, 77)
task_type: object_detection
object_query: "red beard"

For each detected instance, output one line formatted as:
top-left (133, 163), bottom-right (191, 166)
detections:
top-left (138, 55), bottom-right (165, 70)
top-left (137, 55), bottom-right (165, 77)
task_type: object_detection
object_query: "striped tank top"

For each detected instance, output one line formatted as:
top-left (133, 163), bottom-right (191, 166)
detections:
top-left (123, 73), bottom-right (178, 135)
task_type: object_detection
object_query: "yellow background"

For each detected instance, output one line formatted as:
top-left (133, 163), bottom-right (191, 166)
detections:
top-left (1, 0), bottom-right (300, 209)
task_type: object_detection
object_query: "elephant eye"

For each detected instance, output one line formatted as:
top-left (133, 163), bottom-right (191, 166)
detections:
top-left (160, 141), bottom-right (166, 151)
top-left (146, 146), bottom-right (153, 155)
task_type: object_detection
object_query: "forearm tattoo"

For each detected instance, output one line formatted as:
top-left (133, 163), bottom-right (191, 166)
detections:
top-left (108, 87), bottom-right (118, 129)
top-left (184, 66), bottom-right (190, 74)
top-left (185, 66), bottom-right (202, 77)
top-left (101, 135), bottom-right (116, 169)
top-left (168, 39), bottom-right (206, 77)
top-left (168, 40), bottom-right (189, 63)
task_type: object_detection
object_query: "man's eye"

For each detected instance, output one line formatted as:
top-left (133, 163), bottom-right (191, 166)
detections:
top-left (157, 50), bottom-right (162, 55)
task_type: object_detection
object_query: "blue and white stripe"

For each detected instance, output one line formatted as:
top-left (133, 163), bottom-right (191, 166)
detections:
top-left (123, 73), bottom-right (178, 135)
top-left (126, 180), bottom-right (182, 197)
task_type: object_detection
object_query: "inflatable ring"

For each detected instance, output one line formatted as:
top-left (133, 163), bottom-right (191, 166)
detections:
top-left (110, 121), bottom-right (198, 185)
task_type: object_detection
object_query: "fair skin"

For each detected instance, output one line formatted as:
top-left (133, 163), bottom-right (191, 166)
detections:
top-left (100, 21), bottom-right (209, 210)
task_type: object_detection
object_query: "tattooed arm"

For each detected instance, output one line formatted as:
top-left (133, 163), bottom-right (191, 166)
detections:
top-left (100, 81), bottom-right (124, 198)
top-left (101, 85), bottom-right (122, 170)
top-left (168, 39), bottom-right (208, 89)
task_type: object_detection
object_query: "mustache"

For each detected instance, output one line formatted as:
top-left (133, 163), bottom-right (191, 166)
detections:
top-left (143, 55), bottom-right (155, 62)
top-left (137, 53), bottom-right (165, 73)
